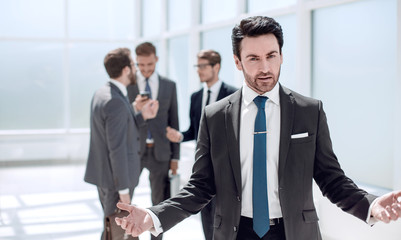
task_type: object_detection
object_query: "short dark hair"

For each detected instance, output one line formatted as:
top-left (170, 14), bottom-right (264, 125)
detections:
top-left (231, 16), bottom-right (284, 60)
top-left (135, 42), bottom-right (156, 56)
top-left (197, 49), bottom-right (221, 66)
top-left (104, 48), bottom-right (132, 79)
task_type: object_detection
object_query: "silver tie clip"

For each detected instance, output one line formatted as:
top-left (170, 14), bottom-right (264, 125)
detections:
top-left (253, 131), bottom-right (268, 135)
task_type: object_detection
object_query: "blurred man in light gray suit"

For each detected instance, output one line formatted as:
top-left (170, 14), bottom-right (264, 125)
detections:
top-left (84, 48), bottom-right (158, 240)
top-left (127, 42), bottom-right (180, 240)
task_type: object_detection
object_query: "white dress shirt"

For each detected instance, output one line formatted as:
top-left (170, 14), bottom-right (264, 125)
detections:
top-left (240, 82), bottom-right (282, 219)
top-left (136, 71), bottom-right (159, 100)
top-left (135, 71), bottom-right (159, 143)
top-left (202, 79), bottom-right (223, 107)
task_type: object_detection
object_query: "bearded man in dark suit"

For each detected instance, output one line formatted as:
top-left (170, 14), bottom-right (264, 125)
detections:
top-left (115, 17), bottom-right (401, 240)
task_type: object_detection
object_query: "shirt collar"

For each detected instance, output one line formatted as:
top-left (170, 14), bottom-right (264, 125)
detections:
top-left (109, 79), bottom-right (127, 96)
top-left (242, 81), bottom-right (280, 107)
top-left (137, 71), bottom-right (158, 84)
top-left (204, 79), bottom-right (223, 94)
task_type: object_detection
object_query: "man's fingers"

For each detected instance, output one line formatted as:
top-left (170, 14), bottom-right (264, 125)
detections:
top-left (120, 217), bottom-right (127, 229)
top-left (115, 217), bottom-right (123, 226)
top-left (394, 191), bottom-right (401, 201)
top-left (117, 202), bottom-right (135, 213)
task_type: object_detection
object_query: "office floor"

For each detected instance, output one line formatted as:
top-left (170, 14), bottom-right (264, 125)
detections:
top-left (0, 144), bottom-right (203, 240)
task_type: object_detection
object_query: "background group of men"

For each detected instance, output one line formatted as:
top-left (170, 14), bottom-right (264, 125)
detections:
top-left (84, 41), bottom-right (235, 240)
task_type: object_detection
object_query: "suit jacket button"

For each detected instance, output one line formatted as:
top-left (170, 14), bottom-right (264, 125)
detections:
top-left (233, 226), bottom-right (237, 232)
top-left (138, 151), bottom-right (141, 155)
top-left (237, 196), bottom-right (241, 201)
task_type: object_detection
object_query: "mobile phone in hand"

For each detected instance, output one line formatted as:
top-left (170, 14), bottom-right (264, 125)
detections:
top-left (140, 91), bottom-right (150, 99)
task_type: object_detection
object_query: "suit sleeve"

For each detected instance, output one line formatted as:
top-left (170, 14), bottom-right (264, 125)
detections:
top-left (168, 82), bottom-right (180, 160)
top-left (313, 101), bottom-right (377, 221)
top-left (104, 98), bottom-right (131, 190)
top-left (149, 109), bottom-right (215, 231)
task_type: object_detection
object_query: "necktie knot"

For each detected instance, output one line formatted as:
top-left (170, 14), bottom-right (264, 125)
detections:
top-left (253, 96), bottom-right (268, 109)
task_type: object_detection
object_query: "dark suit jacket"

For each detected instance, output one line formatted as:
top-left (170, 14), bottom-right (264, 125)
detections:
top-left (85, 82), bottom-right (144, 192)
top-left (182, 82), bottom-right (237, 142)
top-left (150, 84), bottom-right (377, 240)
top-left (127, 75), bottom-right (180, 161)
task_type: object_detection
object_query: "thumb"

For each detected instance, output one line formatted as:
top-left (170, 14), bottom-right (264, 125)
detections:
top-left (115, 217), bottom-right (123, 226)
top-left (393, 191), bottom-right (401, 201)
top-left (117, 202), bottom-right (135, 213)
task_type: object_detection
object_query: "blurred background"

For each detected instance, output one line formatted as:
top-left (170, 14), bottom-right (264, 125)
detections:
top-left (0, 0), bottom-right (400, 239)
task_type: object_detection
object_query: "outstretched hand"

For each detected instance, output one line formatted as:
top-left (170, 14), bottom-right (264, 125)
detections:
top-left (115, 202), bottom-right (154, 237)
top-left (371, 190), bottom-right (401, 223)
top-left (166, 126), bottom-right (182, 143)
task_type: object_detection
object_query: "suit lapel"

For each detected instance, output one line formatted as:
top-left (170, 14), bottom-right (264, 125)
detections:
top-left (112, 82), bottom-right (138, 126)
top-left (216, 82), bottom-right (226, 101)
top-left (225, 90), bottom-right (242, 196)
top-left (278, 85), bottom-right (295, 183)
top-left (156, 75), bottom-right (163, 101)
top-left (194, 90), bottom-right (203, 120)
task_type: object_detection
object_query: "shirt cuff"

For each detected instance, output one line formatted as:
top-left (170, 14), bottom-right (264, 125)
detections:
top-left (118, 188), bottom-right (129, 195)
top-left (366, 198), bottom-right (379, 225)
top-left (145, 209), bottom-right (163, 236)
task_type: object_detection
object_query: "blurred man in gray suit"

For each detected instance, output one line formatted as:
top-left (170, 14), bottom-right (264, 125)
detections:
top-left (127, 42), bottom-right (180, 240)
top-left (84, 48), bottom-right (158, 239)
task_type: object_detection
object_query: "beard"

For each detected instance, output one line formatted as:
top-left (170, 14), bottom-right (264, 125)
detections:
top-left (243, 65), bottom-right (281, 94)
top-left (128, 71), bottom-right (136, 85)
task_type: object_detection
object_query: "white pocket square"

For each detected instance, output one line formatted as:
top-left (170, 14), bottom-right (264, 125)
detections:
top-left (291, 132), bottom-right (308, 139)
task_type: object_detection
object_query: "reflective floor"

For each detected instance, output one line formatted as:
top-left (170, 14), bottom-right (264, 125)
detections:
top-left (0, 143), bottom-right (203, 240)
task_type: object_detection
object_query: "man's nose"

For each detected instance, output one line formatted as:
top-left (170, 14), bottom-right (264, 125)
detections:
top-left (259, 59), bottom-right (271, 73)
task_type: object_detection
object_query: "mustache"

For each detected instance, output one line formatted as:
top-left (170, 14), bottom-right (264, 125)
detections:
top-left (255, 72), bottom-right (273, 78)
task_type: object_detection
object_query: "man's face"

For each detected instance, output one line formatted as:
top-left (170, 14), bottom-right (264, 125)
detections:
top-left (136, 53), bottom-right (158, 78)
top-left (234, 33), bottom-right (283, 94)
top-left (196, 59), bottom-right (217, 84)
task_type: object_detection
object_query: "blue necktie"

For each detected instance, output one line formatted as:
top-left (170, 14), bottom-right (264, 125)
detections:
top-left (252, 96), bottom-right (270, 238)
top-left (145, 78), bottom-right (152, 140)
top-left (145, 78), bottom-right (153, 99)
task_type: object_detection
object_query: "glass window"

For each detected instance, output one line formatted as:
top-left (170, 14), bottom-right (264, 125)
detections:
top-left (168, 36), bottom-right (190, 130)
top-left (0, 0), bottom-right (64, 38)
top-left (275, 15), bottom-right (297, 91)
top-left (247, 0), bottom-right (296, 13)
top-left (201, 26), bottom-right (237, 87)
top-left (142, 0), bottom-right (162, 37)
top-left (168, 0), bottom-right (191, 31)
top-left (0, 42), bottom-right (64, 130)
top-left (68, 0), bottom-right (135, 39)
top-left (312, 0), bottom-right (397, 188)
top-left (69, 43), bottom-right (135, 128)
top-left (201, 0), bottom-right (236, 24)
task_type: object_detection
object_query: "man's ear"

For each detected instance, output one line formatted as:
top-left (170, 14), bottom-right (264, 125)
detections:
top-left (234, 55), bottom-right (243, 71)
top-left (213, 63), bottom-right (221, 72)
top-left (123, 66), bottom-right (131, 75)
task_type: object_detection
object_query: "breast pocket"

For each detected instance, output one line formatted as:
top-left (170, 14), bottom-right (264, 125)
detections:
top-left (290, 134), bottom-right (314, 144)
